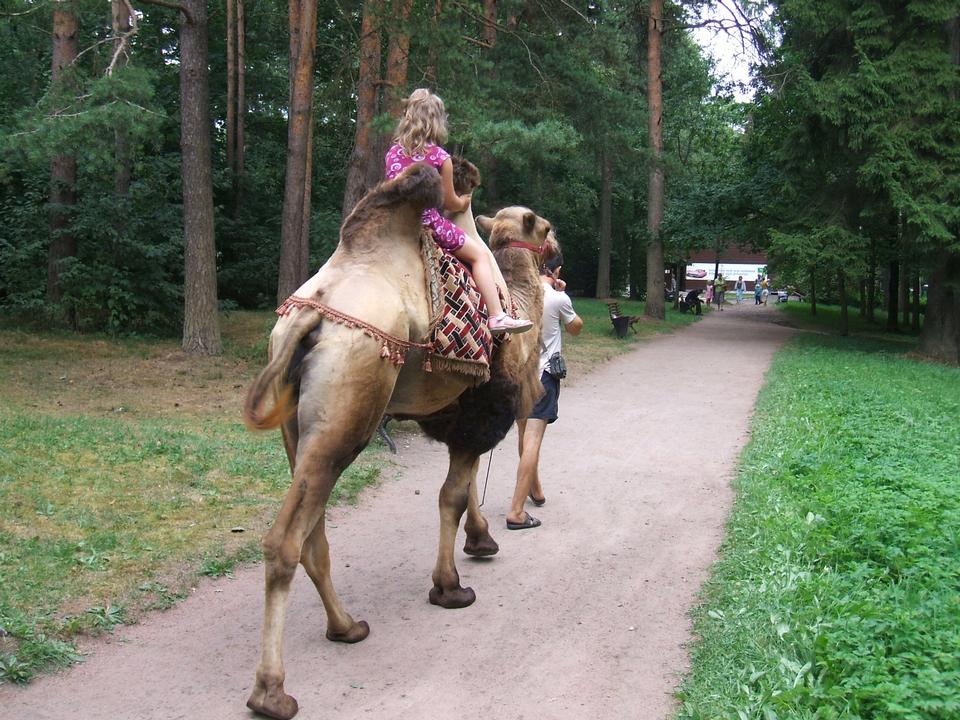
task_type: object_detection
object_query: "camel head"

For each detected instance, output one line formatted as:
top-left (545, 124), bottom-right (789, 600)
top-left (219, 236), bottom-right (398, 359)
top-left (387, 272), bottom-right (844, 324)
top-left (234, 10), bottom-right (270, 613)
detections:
top-left (451, 156), bottom-right (482, 196)
top-left (475, 207), bottom-right (559, 264)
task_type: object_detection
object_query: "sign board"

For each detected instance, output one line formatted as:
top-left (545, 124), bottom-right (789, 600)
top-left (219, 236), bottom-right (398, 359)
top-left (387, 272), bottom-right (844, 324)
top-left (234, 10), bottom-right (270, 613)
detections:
top-left (685, 262), bottom-right (766, 282)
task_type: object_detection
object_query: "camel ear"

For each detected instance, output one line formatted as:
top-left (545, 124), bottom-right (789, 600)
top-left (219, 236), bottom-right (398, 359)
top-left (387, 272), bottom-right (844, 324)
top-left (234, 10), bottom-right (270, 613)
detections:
top-left (523, 212), bottom-right (537, 234)
top-left (475, 215), bottom-right (493, 234)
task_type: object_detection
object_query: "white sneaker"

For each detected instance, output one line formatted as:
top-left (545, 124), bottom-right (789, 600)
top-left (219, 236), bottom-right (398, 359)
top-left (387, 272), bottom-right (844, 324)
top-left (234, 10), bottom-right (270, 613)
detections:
top-left (489, 313), bottom-right (533, 335)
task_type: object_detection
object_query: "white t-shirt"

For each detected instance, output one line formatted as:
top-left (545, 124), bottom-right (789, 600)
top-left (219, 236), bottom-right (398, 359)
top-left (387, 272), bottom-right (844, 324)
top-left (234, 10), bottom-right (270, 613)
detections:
top-left (539, 280), bottom-right (578, 374)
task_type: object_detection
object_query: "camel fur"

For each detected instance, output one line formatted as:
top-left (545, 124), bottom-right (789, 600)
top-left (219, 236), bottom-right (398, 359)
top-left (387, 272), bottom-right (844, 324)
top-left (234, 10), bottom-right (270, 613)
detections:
top-left (242, 161), bottom-right (557, 720)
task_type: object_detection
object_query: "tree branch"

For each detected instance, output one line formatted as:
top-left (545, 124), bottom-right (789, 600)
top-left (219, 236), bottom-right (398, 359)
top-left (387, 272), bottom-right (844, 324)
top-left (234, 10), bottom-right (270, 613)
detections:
top-left (137, 0), bottom-right (194, 24)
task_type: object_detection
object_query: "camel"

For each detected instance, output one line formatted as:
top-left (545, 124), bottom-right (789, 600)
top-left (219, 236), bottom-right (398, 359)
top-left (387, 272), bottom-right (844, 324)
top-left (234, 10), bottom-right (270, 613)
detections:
top-left (243, 160), bottom-right (557, 719)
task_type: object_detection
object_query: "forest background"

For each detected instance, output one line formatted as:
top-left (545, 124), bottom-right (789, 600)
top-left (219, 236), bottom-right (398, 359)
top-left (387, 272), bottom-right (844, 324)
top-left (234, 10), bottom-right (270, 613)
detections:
top-left (0, 0), bottom-right (957, 363)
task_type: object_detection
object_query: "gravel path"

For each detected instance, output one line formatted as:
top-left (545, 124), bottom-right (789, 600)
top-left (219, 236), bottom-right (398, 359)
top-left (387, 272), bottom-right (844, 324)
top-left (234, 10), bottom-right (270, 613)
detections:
top-left (2, 303), bottom-right (793, 720)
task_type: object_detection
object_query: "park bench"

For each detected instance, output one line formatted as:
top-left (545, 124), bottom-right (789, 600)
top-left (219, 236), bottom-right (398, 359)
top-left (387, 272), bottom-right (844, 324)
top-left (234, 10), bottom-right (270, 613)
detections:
top-left (607, 302), bottom-right (640, 338)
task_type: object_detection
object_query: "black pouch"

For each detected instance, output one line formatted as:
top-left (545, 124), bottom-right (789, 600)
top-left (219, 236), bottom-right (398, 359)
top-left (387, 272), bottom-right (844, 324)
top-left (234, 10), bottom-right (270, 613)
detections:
top-left (547, 351), bottom-right (567, 379)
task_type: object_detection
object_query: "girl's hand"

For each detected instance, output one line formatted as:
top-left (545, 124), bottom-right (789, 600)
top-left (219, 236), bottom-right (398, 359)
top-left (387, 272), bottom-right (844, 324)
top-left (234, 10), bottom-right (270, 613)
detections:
top-left (555, 278), bottom-right (567, 292)
top-left (458, 193), bottom-right (472, 213)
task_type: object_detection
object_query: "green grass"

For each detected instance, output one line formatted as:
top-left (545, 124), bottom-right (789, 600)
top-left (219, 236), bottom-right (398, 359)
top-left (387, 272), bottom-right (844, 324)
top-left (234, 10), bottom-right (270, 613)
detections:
top-left (0, 313), bottom-right (390, 684)
top-left (777, 301), bottom-right (922, 343)
top-left (676, 334), bottom-right (960, 720)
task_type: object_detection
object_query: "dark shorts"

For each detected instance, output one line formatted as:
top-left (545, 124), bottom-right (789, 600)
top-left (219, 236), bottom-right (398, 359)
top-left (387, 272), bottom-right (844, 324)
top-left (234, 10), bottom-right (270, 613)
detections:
top-left (530, 371), bottom-right (560, 424)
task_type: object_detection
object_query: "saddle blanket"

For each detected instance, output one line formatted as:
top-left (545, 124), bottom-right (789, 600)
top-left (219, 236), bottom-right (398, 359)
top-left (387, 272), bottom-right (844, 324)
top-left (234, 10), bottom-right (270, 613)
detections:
top-left (425, 241), bottom-right (494, 383)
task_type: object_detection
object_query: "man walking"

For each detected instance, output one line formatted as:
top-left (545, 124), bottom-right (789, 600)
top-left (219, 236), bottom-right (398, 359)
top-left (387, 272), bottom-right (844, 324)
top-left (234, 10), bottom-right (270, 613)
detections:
top-left (505, 253), bottom-right (583, 530)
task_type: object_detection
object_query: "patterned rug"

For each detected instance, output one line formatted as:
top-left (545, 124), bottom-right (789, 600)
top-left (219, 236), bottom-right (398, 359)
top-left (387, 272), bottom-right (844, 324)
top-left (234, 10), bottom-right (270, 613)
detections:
top-left (423, 235), bottom-right (494, 384)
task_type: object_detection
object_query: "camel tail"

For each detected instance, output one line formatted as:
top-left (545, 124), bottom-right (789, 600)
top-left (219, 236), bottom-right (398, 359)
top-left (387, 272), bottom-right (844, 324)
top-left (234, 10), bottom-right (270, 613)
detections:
top-left (243, 309), bottom-right (321, 431)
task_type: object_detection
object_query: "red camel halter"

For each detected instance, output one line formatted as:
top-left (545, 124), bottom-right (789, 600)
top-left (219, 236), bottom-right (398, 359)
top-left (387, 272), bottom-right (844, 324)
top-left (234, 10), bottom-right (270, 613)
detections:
top-left (505, 240), bottom-right (545, 254)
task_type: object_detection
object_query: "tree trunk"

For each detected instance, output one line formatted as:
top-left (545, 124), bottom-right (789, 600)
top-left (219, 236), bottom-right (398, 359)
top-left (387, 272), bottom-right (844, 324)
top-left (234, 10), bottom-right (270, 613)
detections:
top-left (277, 0), bottom-right (318, 303)
top-left (596, 150), bottom-right (612, 298)
top-left (899, 262), bottom-right (909, 326)
top-left (236, 0), bottom-right (245, 184)
top-left (180, 0), bottom-right (222, 355)
top-left (644, 0), bottom-right (665, 320)
top-left (917, 16), bottom-right (960, 362)
top-left (47, 1), bottom-right (79, 310)
top-left (226, 0), bottom-right (235, 178)
top-left (342, 0), bottom-right (383, 219)
top-left (866, 260), bottom-right (876, 322)
top-left (226, 0), bottom-right (245, 217)
top-left (425, 0), bottom-right (441, 84)
top-left (911, 272), bottom-right (921, 333)
top-left (886, 259), bottom-right (899, 332)
top-left (482, 0), bottom-right (497, 47)
top-left (372, 0), bottom-right (413, 188)
top-left (112, 0), bottom-right (132, 198)
top-left (809, 268), bottom-right (817, 315)
top-left (858, 278), bottom-right (866, 316)
top-left (299, 116), bottom-right (314, 277)
top-left (919, 253), bottom-right (960, 364)
top-left (838, 269), bottom-right (848, 336)
top-left (628, 189), bottom-right (642, 300)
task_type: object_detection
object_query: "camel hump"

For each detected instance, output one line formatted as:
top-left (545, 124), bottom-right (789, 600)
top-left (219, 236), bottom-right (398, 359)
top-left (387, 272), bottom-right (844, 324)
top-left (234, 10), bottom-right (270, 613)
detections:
top-left (341, 163), bottom-right (443, 244)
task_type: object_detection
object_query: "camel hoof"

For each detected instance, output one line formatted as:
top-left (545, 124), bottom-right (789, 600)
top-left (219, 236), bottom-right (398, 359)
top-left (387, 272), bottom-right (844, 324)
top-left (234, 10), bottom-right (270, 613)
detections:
top-left (246, 687), bottom-right (299, 720)
top-left (326, 620), bottom-right (370, 644)
top-left (463, 535), bottom-right (499, 557)
top-left (429, 584), bottom-right (476, 609)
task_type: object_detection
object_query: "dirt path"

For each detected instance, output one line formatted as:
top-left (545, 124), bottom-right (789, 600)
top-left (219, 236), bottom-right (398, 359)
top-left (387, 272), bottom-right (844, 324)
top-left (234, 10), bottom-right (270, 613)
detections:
top-left (2, 303), bottom-right (793, 720)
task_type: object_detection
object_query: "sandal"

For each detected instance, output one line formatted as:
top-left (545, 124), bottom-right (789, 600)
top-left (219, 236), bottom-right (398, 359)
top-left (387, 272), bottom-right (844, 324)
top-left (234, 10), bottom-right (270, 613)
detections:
top-left (506, 513), bottom-right (541, 531)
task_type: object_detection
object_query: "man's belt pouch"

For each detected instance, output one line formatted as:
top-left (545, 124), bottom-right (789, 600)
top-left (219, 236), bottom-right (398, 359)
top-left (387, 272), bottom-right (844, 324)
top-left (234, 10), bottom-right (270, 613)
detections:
top-left (547, 352), bottom-right (567, 379)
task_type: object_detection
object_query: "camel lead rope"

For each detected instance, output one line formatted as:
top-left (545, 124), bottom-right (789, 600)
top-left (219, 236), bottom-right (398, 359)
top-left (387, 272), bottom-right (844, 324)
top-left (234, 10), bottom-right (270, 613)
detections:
top-left (479, 448), bottom-right (493, 507)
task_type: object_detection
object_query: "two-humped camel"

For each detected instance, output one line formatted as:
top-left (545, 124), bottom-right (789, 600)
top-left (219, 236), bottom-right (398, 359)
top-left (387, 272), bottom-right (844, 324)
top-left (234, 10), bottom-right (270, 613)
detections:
top-left (243, 161), bottom-right (556, 719)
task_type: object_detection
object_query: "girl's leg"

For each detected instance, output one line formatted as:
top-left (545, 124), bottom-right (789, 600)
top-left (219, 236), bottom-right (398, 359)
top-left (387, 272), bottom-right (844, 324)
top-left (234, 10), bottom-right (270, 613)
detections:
top-left (455, 236), bottom-right (531, 334)
top-left (455, 236), bottom-right (503, 317)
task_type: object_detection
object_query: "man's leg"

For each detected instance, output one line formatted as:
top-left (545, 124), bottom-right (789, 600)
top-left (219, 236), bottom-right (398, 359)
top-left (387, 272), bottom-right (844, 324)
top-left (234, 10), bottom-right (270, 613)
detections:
top-left (506, 418), bottom-right (548, 526)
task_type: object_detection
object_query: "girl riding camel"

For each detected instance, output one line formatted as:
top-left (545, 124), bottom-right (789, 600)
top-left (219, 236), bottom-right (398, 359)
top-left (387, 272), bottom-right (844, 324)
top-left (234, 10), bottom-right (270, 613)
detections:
top-left (385, 88), bottom-right (532, 335)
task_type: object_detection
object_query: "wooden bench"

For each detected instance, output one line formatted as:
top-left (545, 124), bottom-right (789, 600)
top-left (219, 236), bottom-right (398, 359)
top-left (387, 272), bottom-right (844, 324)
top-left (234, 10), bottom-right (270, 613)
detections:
top-left (607, 302), bottom-right (640, 338)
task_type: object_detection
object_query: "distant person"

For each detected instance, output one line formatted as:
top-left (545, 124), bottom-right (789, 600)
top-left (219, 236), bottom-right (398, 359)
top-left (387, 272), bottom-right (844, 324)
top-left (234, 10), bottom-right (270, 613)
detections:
top-left (713, 273), bottom-right (725, 310)
top-left (734, 275), bottom-right (746, 304)
top-left (761, 277), bottom-right (770, 305)
top-left (704, 281), bottom-right (714, 307)
top-left (754, 277), bottom-right (763, 305)
top-left (506, 253), bottom-right (583, 531)
top-left (683, 288), bottom-right (702, 315)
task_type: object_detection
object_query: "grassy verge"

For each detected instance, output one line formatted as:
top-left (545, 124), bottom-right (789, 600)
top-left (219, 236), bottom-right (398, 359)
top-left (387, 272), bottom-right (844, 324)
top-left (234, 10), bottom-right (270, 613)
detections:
top-left (562, 298), bottom-right (699, 377)
top-left (676, 333), bottom-right (960, 720)
top-left (0, 312), bottom-right (388, 683)
top-left (777, 301), bottom-right (922, 343)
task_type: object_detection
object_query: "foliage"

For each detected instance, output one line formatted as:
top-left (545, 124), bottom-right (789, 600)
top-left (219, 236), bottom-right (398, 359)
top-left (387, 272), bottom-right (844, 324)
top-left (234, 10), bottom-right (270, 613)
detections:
top-left (0, 0), bottom-right (742, 330)
top-left (677, 334), bottom-right (960, 719)
top-left (746, 0), bottom-right (959, 315)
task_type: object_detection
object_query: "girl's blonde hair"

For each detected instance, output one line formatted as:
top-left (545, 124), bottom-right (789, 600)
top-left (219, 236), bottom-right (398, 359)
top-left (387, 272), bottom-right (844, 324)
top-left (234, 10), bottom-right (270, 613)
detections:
top-left (393, 88), bottom-right (448, 155)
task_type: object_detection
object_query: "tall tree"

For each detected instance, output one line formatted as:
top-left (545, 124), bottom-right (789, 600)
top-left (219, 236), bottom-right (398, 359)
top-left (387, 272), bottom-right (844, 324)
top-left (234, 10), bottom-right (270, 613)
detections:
top-left (919, 14), bottom-right (960, 364)
top-left (180, 0), bottom-right (222, 354)
top-left (341, 0), bottom-right (383, 219)
top-left (47, 0), bottom-right (79, 311)
top-left (644, 0), bottom-right (665, 319)
top-left (276, 0), bottom-right (318, 302)
top-left (226, 0), bottom-right (246, 216)
top-left (596, 149), bottom-right (613, 298)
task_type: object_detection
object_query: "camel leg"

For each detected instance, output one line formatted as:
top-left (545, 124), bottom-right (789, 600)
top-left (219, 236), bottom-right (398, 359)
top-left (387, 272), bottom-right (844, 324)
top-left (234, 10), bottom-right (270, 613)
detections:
top-left (247, 356), bottom-right (396, 719)
top-left (463, 462), bottom-right (499, 557)
top-left (245, 459), bottom-right (328, 720)
top-left (300, 515), bottom-right (370, 643)
top-left (429, 448), bottom-right (480, 608)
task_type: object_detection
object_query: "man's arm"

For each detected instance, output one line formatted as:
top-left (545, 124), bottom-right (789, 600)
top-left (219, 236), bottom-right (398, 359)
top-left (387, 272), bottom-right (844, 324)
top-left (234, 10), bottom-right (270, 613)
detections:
top-left (565, 314), bottom-right (583, 336)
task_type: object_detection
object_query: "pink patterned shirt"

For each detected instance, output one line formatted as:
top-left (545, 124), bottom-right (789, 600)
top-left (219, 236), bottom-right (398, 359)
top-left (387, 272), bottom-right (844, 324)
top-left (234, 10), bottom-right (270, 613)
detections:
top-left (384, 143), bottom-right (466, 252)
